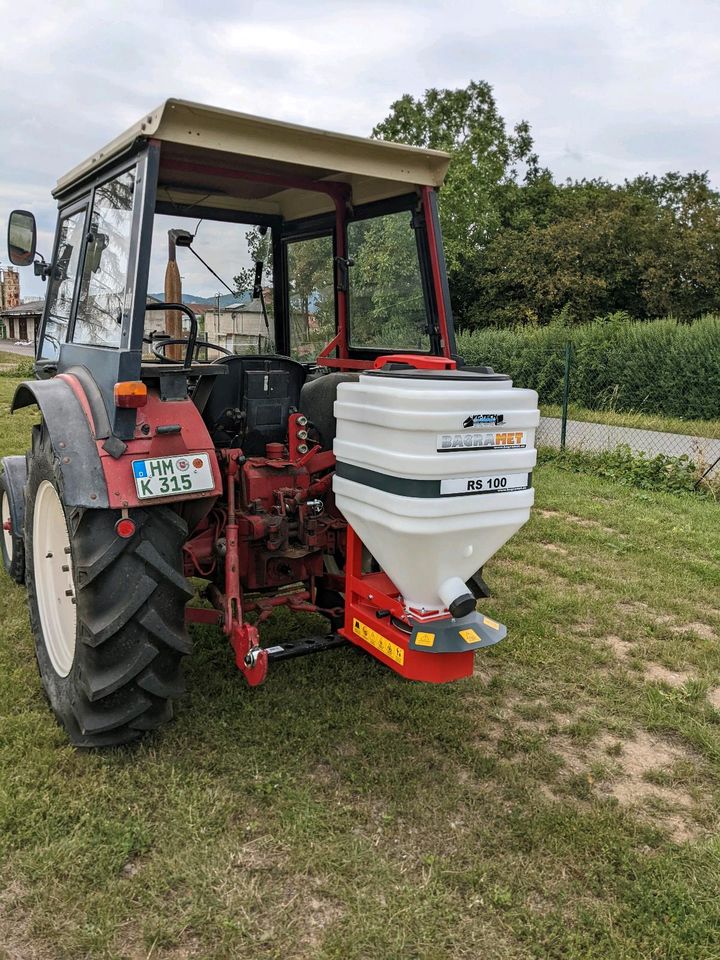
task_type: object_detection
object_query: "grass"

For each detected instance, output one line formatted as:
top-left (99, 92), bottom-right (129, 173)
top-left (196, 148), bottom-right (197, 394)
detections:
top-left (2, 376), bottom-right (720, 958)
top-left (541, 402), bottom-right (720, 440)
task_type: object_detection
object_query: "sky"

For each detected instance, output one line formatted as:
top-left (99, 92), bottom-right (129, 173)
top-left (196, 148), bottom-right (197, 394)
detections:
top-left (2, 0), bottom-right (719, 299)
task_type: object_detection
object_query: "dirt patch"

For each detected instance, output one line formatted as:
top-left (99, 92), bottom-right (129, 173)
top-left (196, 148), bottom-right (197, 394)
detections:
top-left (537, 508), bottom-right (617, 535)
top-left (617, 600), bottom-right (650, 616)
top-left (670, 622), bottom-right (717, 642)
top-left (644, 664), bottom-right (692, 688)
top-left (615, 605), bottom-right (717, 642)
top-left (298, 895), bottom-right (345, 952)
top-left (230, 836), bottom-right (290, 873)
top-left (473, 659), bottom-right (499, 684)
top-left (707, 688), bottom-right (720, 710)
top-left (542, 542), bottom-right (568, 555)
top-left (0, 885), bottom-right (53, 960)
top-left (603, 733), bottom-right (691, 800)
top-left (605, 635), bottom-right (633, 660)
top-left (552, 730), bottom-right (703, 842)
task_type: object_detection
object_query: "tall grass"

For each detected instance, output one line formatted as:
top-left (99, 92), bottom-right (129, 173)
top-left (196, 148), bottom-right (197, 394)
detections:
top-left (457, 313), bottom-right (720, 419)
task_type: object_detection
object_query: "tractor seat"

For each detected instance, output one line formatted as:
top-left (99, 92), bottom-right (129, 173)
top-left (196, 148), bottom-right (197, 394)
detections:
top-left (202, 355), bottom-right (307, 455)
top-left (300, 372), bottom-right (360, 450)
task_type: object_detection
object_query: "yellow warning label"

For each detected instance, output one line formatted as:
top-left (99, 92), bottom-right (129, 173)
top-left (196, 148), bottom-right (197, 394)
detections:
top-left (483, 616), bottom-right (500, 630)
top-left (353, 618), bottom-right (405, 665)
top-left (460, 628), bottom-right (482, 644)
top-left (415, 631), bottom-right (435, 648)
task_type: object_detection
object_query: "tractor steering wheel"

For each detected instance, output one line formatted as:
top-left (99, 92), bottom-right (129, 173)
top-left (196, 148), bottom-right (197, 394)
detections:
top-left (151, 337), bottom-right (234, 364)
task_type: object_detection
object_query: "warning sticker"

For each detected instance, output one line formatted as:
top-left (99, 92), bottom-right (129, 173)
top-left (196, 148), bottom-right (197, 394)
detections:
top-left (414, 632), bottom-right (435, 648)
top-left (483, 616), bottom-right (500, 630)
top-left (460, 628), bottom-right (481, 644)
top-left (353, 618), bottom-right (405, 665)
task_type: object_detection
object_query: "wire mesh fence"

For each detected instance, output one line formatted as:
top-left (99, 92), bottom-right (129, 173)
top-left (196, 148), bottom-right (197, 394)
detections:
top-left (531, 342), bottom-right (720, 481)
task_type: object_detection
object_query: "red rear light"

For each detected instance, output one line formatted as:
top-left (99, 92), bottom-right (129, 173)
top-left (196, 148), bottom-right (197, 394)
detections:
top-left (115, 517), bottom-right (136, 539)
top-left (114, 381), bottom-right (147, 408)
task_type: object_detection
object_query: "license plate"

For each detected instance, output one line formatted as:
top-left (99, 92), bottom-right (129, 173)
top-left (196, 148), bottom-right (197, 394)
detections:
top-left (132, 454), bottom-right (214, 500)
top-left (440, 472), bottom-right (530, 496)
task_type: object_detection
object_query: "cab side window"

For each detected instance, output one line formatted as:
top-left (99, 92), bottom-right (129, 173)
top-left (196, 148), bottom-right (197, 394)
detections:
top-left (39, 209), bottom-right (86, 361)
top-left (73, 167), bottom-right (137, 348)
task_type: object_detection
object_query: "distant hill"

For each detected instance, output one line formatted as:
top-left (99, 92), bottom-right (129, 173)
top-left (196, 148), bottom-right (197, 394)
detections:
top-left (149, 292), bottom-right (247, 308)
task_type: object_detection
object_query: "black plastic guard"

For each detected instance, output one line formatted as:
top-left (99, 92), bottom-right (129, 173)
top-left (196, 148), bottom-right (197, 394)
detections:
top-left (408, 610), bottom-right (506, 653)
top-left (12, 379), bottom-right (109, 508)
top-left (1, 455), bottom-right (28, 541)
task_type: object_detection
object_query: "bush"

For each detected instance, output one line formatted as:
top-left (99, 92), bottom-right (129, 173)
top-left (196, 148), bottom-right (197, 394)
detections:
top-left (0, 356), bottom-right (34, 379)
top-left (457, 314), bottom-right (720, 420)
top-left (539, 444), bottom-right (718, 498)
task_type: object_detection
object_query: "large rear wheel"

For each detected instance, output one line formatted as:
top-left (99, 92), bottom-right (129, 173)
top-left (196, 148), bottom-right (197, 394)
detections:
top-left (25, 424), bottom-right (194, 747)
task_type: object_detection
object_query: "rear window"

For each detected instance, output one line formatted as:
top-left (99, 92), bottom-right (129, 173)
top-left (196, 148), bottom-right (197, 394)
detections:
top-left (348, 209), bottom-right (430, 352)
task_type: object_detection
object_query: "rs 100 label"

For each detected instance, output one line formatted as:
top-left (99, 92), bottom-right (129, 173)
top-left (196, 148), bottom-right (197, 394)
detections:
top-left (440, 472), bottom-right (530, 496)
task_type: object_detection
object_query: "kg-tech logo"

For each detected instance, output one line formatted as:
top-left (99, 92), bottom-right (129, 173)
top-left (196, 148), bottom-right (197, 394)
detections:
top-left (463, 413), bottom-right (504, 428)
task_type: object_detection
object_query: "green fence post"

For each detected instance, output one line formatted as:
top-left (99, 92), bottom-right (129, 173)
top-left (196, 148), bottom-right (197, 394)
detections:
top-left (560, 341), bottom-right (572, 451)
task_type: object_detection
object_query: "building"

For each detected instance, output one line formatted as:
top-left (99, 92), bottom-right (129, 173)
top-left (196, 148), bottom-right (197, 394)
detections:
top-left (205, 293), bottom-right (273, 353)
top-left (0, 267), bottom-right (20, 309)
top-left (0, 299), bottom-right (44, 344)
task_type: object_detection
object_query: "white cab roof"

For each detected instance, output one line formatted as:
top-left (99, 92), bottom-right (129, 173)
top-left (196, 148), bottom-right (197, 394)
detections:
top-left (54, 99), bottom-right (451, 220)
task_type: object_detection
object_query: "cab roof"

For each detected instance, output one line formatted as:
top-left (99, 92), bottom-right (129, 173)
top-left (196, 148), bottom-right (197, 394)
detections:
top-left (54, 98), bottom-right (451, 220)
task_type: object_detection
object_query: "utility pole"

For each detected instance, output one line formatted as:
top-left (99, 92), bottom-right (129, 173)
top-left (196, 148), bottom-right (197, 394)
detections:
top-left (164, 232), bottom-right (182, 361)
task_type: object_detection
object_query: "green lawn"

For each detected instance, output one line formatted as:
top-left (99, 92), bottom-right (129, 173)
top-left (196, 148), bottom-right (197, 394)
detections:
top-left (541, 402), bottom-right (720, 440)
top-left (1, 378), bottom-right (720, 959)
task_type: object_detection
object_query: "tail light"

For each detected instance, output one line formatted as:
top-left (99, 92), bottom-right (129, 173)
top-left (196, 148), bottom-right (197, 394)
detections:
top-left (114, 381), bottom-right (147, 408)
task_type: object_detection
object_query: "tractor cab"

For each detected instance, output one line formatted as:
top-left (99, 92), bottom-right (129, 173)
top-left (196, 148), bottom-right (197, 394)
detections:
top-left (10, 99), bottom-right (454, 448)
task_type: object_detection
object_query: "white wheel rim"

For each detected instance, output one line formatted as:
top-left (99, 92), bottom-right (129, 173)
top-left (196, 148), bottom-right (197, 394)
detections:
top-left (1, 490), bottom-right (12, 560)
top-left (33, 480), bottom-right (77, 677)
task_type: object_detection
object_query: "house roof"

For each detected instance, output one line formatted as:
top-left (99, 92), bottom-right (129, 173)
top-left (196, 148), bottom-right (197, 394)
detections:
top-left (0, 299), bottom-right (45, 316)
top-left (53, 99), bottom-right (451, 220)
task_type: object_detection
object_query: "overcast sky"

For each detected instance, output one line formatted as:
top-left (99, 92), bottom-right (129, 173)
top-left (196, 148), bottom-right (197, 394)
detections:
top-left (2, 0), bottom-right (719, 299)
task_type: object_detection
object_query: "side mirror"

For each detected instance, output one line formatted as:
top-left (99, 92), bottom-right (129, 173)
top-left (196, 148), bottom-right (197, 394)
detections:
top-left (7, 209), bottom-right (37, 267)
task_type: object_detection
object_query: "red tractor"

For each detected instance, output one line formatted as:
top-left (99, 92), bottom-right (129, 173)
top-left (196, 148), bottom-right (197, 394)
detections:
top-left (1, 100), bottom-right (538, 746)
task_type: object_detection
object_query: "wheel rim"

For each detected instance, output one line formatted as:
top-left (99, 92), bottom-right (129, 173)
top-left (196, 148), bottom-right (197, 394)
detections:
top-left (33, 480), bottom-right (77, 677)
top-left (1, 490), bottom-right (12, 561)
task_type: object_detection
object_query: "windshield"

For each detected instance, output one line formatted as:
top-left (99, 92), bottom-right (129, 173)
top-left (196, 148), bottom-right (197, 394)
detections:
top-left (145, 215), bottom-right (275, 360)
top-left (348, 208), bottom-right (430, 352)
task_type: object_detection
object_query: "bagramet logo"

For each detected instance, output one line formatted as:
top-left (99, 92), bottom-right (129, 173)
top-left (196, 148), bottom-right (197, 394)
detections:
top-left (437, 431), bottom-right (526, 451)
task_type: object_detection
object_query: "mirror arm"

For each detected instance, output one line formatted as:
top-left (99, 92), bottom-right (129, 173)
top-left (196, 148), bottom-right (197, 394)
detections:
top-left (33, 253), bottom-right (52, 281)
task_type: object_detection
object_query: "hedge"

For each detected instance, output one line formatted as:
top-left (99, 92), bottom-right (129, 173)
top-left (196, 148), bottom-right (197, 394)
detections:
top-left (456, 314), bottom-right (720, 420)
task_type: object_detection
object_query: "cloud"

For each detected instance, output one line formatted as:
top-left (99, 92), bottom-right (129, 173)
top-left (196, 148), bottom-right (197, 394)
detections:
top-left (1, 0), bottom-right (719, 299)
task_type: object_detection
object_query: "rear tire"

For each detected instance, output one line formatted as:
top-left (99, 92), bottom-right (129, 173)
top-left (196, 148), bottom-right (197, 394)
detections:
top-left (25, 423), bottom-right (193, 747)
top-left (0, 472), bottom-right (24, 584)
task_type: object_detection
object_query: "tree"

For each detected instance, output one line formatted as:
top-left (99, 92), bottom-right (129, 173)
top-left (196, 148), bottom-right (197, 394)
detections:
top-left (469, 174), bottom-right (720, 326)
top-left (372, 81), bottom-right (539, 324)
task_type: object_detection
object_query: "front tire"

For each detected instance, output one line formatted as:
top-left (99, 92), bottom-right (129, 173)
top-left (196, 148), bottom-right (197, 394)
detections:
top-left (25, 424), bottom-right (193, 747)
